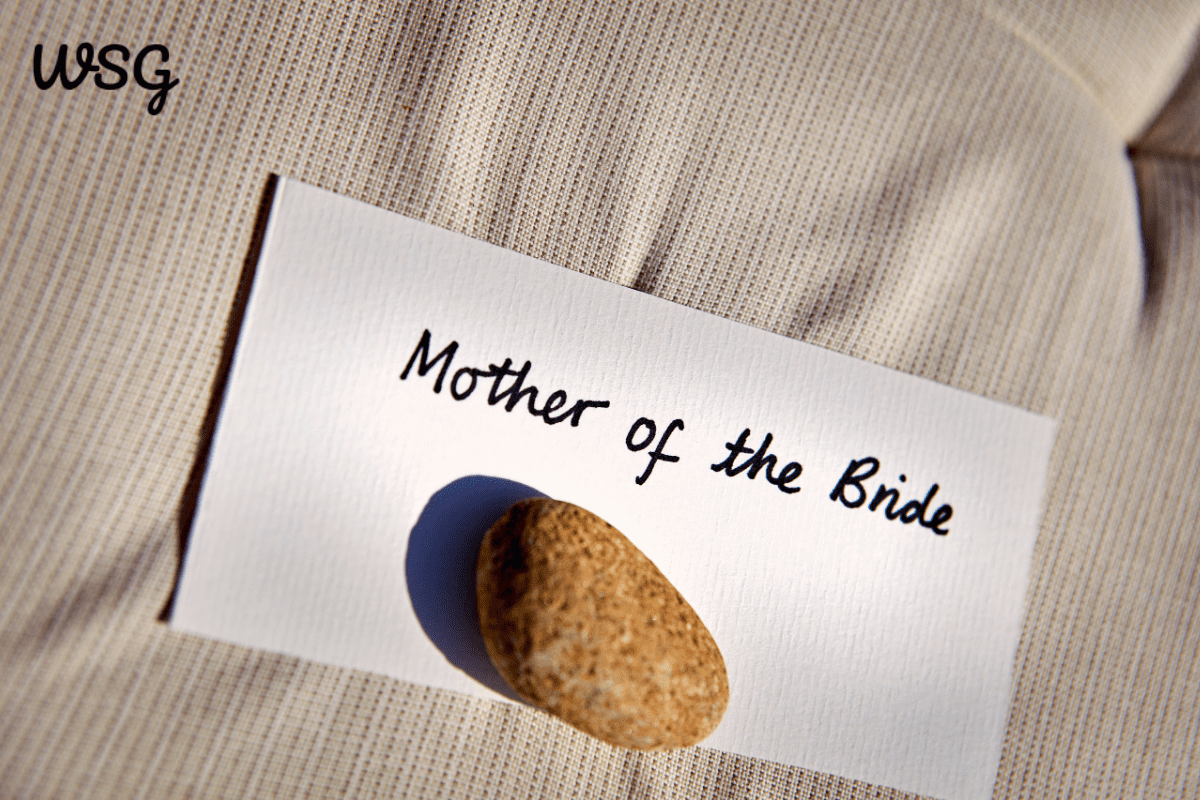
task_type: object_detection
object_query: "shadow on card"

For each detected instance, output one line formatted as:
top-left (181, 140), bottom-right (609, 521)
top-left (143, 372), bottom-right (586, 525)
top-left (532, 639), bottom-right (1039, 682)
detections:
top-left (406, 475), bottom-right (547, 705)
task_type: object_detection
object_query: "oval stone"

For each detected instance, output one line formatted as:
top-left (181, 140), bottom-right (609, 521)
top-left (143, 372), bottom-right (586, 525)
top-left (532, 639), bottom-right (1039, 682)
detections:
top-left (476, 497), bottom-right (728, 750)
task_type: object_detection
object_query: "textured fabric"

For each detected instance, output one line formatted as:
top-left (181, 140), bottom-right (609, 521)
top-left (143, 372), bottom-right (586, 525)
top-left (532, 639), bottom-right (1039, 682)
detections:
top-left (2, 1), bottom-right (1198, 798)
top-left (1137, 42), bottom-right (1200, 158)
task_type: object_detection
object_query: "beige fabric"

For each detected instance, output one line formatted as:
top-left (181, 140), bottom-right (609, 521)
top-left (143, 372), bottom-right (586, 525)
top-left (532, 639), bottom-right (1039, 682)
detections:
top-left (1137, 40), bottom-right (1200, 158)
top-left (2, 1), bottom-right (1198, 797)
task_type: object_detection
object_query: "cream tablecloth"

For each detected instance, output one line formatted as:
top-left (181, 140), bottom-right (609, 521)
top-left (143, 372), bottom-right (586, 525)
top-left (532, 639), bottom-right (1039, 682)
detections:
top-left (2, 1), bottom-right (1199, 797)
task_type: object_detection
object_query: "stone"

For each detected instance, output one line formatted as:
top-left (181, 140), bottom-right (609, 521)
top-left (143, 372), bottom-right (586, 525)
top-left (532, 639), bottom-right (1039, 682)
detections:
top-left (476, 497), bottom-right (728, 750)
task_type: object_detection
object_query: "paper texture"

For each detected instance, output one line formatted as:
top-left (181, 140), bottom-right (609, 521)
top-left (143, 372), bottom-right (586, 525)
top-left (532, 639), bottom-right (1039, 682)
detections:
top-left (173, 178), bottom-right (1056, 800)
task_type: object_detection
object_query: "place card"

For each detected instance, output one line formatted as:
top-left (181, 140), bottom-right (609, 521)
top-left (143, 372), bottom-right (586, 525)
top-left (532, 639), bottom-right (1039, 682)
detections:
top-left (173, 178), bottom-right (1055, 800)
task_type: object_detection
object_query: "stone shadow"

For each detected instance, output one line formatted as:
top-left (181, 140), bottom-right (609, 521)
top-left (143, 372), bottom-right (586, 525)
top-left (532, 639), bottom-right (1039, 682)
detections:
top-left (405, 475), bottom-right (546, 704)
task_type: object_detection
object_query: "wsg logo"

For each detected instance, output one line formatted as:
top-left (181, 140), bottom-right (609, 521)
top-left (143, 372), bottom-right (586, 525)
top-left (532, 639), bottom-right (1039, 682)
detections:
top-left (33, 43), bottom-right (180, 115)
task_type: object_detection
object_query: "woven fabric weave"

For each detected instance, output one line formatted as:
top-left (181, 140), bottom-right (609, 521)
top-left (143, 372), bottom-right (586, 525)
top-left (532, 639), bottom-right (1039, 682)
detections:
top-left (2, 1), bottom-right (1198, 798)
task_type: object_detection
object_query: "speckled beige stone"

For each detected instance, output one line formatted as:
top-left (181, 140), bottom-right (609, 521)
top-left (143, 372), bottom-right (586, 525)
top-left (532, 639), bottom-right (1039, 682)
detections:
top-left (476, 498), bottom-right (728, 750)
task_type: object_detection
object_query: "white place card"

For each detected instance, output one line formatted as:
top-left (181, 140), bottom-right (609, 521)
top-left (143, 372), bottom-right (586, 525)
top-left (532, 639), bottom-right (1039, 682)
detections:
top-left (173, 178), bottom-right (1056, 800)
